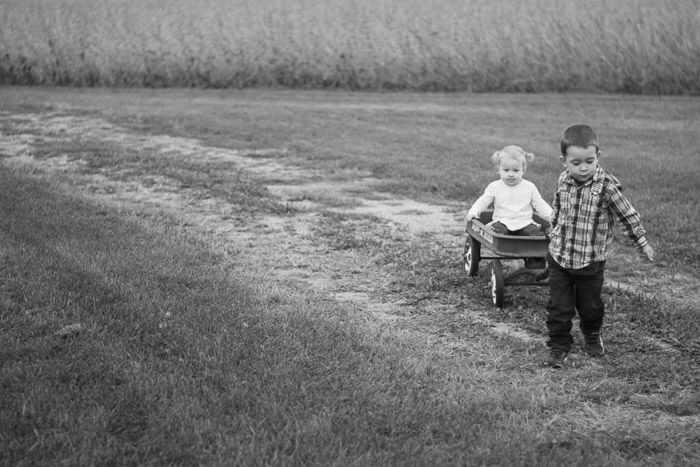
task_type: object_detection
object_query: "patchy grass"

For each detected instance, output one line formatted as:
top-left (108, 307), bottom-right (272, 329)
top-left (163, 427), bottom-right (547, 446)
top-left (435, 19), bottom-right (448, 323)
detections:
top-left (29, 135), bottom-right (288, 217)
top-left (13, 87), bottom-right (693, 274)
top-left (7, 165), bottom-right (696, 465)
top-left (1, 88), bottom-right (699, 465)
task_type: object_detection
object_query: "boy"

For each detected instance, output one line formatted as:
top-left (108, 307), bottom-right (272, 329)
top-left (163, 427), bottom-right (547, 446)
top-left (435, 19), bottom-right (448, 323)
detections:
top-left (546, 124), bottom-right (654, 368)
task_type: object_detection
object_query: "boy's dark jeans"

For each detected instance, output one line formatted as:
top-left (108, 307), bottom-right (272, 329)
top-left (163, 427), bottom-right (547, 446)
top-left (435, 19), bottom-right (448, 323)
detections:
top-left (546, 254), bottom-right (605, 352)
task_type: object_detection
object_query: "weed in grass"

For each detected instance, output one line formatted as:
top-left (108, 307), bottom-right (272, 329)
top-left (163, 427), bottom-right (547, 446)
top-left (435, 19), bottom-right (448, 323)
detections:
top-left (312, 211), bottom-right (388, 251)
top-left (377, 237), bottom-right (464, 298)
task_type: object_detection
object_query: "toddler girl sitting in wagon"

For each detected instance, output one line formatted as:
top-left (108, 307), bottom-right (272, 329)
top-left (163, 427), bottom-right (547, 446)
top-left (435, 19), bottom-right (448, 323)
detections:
top-left (466, 145), bottom-right (552, 269)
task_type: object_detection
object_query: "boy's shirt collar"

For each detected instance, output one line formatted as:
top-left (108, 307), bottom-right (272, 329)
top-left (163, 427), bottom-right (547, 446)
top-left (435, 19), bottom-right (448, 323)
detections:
top-left (563, 165), bottom-right (604, 187)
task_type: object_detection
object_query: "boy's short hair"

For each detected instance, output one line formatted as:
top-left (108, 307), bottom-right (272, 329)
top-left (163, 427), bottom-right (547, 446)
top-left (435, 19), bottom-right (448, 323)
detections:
top-left (561, 124), bottom-right (599, 156)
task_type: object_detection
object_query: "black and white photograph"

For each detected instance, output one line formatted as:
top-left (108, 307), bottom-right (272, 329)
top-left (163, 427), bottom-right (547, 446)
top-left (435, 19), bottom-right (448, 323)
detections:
top-left (1, 0), bottom-right (699, 465)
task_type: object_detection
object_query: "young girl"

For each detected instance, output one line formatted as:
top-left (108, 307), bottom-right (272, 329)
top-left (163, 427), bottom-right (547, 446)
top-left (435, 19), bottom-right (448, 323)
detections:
top-left (467, 145), bottom-right (552, 268)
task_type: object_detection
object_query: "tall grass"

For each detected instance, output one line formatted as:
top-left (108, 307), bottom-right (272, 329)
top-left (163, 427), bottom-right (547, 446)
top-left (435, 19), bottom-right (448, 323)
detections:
top-left (0, 0), bottom-right (699, 93)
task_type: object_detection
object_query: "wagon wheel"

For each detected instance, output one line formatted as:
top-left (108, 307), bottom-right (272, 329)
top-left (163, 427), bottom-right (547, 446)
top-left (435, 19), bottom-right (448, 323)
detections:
top-left (491, 259), bottom-right (505, 308)
top-left (463, 236), bottom-right (481, 277)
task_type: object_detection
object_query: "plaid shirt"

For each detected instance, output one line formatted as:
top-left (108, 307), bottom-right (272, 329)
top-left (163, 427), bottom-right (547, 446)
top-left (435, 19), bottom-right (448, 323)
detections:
top-left (548, 166), bottom-right (648, 269)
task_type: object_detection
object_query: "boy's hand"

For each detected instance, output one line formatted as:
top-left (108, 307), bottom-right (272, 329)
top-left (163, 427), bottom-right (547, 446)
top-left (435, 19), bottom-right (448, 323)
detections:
top-left (642, 244), bottom-right (654, 262)
top-left (466, 212), bottom-right (476, 221)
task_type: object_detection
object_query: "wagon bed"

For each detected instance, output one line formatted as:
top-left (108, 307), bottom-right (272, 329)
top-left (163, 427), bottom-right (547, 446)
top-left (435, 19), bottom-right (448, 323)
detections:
top-left (464, 211), bottom-right (550, 307)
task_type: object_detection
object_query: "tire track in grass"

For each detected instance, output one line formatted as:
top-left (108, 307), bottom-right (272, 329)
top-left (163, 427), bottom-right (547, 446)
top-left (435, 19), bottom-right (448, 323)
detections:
top-left (0, 111), bottom-right (696, 354)
top-left (2, 111), bottom-right (699, 446)
top-left (0, 111), bottom-right (538, 347)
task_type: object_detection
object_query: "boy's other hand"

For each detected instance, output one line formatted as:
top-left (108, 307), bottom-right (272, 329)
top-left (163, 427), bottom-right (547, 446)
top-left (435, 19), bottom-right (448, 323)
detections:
top-left (642, 244), bottom-right (654, 262)
top-left (466, 212), bottom-right (476, 221)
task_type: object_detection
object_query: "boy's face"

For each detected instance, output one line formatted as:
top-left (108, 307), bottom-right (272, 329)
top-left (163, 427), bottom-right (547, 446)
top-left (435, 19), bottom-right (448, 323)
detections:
top-left (561, 145), bottom-right (599, 183)
top-left (498, 157), bottom-right (525, 186)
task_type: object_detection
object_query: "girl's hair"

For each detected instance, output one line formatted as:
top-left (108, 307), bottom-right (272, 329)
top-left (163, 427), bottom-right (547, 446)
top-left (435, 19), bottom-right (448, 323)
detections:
top-left (491, 145), bottom-right (535, 170)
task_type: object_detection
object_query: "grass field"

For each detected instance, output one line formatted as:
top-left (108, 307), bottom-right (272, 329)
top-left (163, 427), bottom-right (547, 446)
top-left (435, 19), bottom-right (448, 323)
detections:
top-left (5, 87), bottom-right (698, 268)
top-left (1, 0), bottom-right (699, 93)
top-left (1, 87), bottom-right (699, 465)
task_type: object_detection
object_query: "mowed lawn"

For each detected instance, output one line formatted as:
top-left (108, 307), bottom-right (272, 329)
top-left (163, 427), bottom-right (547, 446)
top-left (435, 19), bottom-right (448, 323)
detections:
top-left (1, 87), bottom-right (699, 465)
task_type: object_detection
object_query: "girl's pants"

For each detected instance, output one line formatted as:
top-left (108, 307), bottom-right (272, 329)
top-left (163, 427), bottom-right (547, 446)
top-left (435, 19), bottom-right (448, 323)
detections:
top-left (490, 222), bottom-right (543, 236)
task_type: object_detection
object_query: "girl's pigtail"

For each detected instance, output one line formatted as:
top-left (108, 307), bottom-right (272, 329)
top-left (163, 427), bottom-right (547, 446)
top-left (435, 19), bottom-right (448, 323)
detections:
top-left (491, 150), bottom-right (503, 168)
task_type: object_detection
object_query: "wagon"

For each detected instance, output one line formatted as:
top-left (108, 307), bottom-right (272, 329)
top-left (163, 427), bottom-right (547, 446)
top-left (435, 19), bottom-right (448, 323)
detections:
top-left (464, 211), bottom-right (550, 307)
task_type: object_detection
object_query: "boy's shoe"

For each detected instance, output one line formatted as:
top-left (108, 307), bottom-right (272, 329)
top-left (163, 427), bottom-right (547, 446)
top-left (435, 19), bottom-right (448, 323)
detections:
top-left (548, 349), bottom-right (568, 368)
top-left (584, 332), bottom-right (605, 357)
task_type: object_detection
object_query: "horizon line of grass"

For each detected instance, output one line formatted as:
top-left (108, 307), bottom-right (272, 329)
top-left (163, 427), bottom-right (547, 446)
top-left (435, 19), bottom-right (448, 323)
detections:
top-left (0, 0), bottom-right (699, 94)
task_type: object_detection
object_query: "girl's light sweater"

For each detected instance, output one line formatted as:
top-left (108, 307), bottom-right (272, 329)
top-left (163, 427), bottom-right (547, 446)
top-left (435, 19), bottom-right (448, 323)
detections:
top-left (467, 179), bottom-right (552, 231)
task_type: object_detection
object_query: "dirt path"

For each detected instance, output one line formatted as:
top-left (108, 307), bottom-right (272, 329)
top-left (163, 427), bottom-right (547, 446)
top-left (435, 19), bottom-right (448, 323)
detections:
top-left (1, 111), bottom-right (697, 357)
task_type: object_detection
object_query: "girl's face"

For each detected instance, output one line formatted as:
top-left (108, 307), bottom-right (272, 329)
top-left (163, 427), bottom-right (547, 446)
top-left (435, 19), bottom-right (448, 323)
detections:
top-left (498, 156), bottom-right (525, 186)
top-left (561, 145), bottom-right (599, 183)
